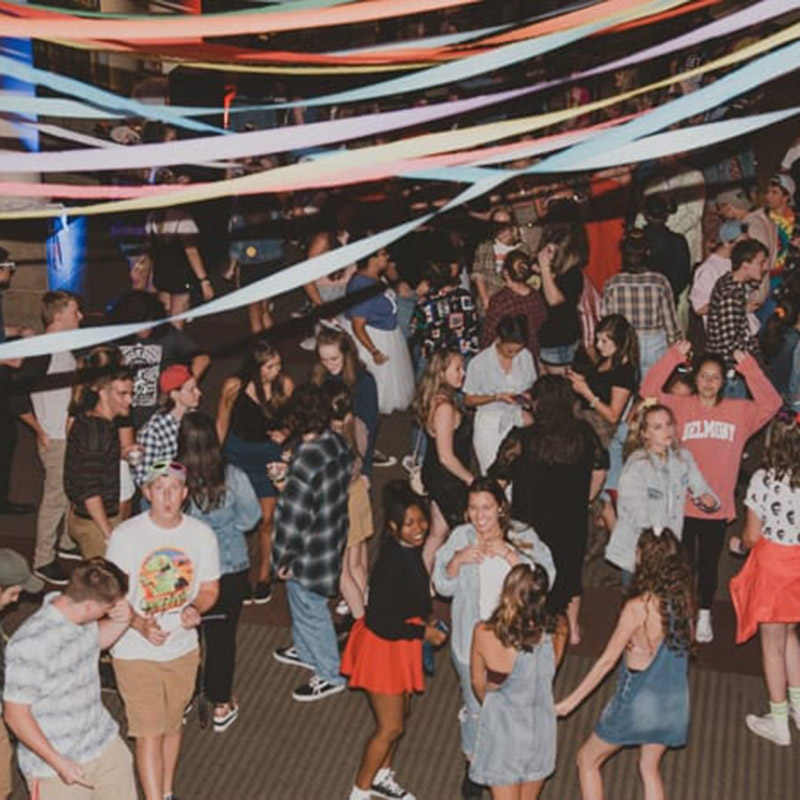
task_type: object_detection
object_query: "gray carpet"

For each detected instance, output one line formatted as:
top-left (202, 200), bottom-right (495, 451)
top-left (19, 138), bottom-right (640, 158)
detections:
top-left (9, 621), bottom-right (792, 800)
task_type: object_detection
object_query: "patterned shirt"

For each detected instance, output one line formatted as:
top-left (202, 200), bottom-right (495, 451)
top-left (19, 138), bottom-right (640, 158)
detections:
top-left (4, 593), bottom-right (118, 778)
top-left (272, 430), bottom-right (353, 597)
top-left (411, 286), bottom-right (480, 359)
top-left (64, 414), bottom-right (120, 518)
top-left (134, 410), bottom-right (180, 487)
top-left (600, 271), bottom-right (680, 343)
top-left (706, 272), bottom-right (761, 367)
top-left (480, 286), bottom-right (547, 359)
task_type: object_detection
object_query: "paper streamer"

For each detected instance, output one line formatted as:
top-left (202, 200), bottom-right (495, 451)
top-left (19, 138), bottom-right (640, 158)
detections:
top-left (2, 18), bottom-right (796, 221)
top-left (0, 87), bottom-right (534, 174)
top-left (0, 0), bottom-right (785, 131)
top-left (2, 105), bottom-right (797, 361)
top-left (0, 0), bottom-right (481, 39)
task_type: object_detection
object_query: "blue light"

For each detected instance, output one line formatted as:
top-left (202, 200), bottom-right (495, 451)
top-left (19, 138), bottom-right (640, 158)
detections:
top-left (47, 216), bottom-right (88, 294)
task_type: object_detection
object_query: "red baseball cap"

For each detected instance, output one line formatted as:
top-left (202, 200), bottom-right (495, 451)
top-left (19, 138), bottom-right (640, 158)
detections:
top-left (159, 364), bottom-right (193, 394)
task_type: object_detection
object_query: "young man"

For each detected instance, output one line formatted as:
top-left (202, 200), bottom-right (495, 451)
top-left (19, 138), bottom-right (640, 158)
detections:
top-left (107, 461), bottom-right (219, 800)
top-left (133, 364), bottom-right (201, 487)
top-left (4, 558), bottom-right (135, 800)
top-left (706, 239), bottom-right (770, 397)
top-left (0, 248), bottom-right (34, 516)
top-left (15, 291), bottom-right (84, 584)
top-left (0, 549), bottom-right (42, 800)
top-left (642, 193), bottom-right (692, 302)
top-left (64, 365), bottom-right (134, 559)
top-left (272, 384), bottom-right (353, 701)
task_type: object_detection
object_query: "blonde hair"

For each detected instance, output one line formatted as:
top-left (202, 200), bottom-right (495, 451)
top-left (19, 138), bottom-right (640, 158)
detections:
top-left (412, 349), bottom-right (462, 433)
top-left (624, 402), bottom-right (677, 460)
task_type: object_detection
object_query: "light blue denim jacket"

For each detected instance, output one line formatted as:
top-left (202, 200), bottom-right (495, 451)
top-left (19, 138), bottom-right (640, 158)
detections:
top-left (606, 446), bottom-right (718, 573)
top-left (186, 465), bottom-right (262, 575)
top-left (432, 522), bottom-right (556, 664)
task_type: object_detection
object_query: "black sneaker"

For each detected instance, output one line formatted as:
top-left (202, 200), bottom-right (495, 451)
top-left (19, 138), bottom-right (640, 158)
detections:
top-left (372, 768), bottom-right (416, 799)
top-left (461, 765), bottom-right (484, 799)
top-left (34, 561), bottom-right (69, 586)
top-left (273, 646), bottom-right (313, 671)
top-left (243, 581), bottom-right (272, 606)
top-left (292, 675), bottom-right (345, 702)
top-left (372, 449), bottom-right (397, 468)
top-left (57, 544), bottom-right (82, 561)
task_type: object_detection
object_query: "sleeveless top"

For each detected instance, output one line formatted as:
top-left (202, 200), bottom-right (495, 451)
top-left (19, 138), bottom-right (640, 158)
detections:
top-left (229, 389), bottom-right (283, 442)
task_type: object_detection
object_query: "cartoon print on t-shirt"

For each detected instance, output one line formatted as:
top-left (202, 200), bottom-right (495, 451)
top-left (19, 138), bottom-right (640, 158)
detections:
top-left (139, 548), bottom-right (194, 614)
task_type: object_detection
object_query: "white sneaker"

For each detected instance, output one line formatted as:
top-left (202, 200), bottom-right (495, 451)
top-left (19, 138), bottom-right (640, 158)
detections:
top-left (371, 768), bottom-right (416, 800)
top-left (348, 787), bottom-right (372, 800)
top-left (746, 712), bottom-right (791, 746)
top-left (695, 609), bottom-right (713, 643)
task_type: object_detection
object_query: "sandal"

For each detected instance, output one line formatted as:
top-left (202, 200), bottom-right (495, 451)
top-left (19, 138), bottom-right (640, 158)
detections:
top-left (213, 701), bottom-right (239, 733)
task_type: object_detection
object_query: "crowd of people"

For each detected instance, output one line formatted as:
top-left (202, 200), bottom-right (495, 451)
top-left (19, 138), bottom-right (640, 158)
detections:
top-left (0, 14), bottom-right (799, 791)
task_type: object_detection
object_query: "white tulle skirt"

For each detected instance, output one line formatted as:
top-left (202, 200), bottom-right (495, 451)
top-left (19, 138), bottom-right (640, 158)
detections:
top-left (344, 321), bottom-right (415, 414)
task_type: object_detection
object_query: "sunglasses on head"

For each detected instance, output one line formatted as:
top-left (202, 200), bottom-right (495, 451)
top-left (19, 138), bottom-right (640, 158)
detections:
top-left (145, 460), bottom-right (187, 483)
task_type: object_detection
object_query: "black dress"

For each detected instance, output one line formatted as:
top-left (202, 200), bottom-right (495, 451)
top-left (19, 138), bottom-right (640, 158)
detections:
top-left (489, 421), bottom-right (608, 613)
top-left (422, 406), bottom-right (473, 529)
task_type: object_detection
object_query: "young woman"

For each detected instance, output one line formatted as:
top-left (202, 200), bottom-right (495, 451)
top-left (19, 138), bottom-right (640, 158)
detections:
top-left (464, 314), bottom-right (536, 474)
top-left (556, 528), bottom-right (694, 800)
top-left (412, 350), bottom-right (474, 571)
top-left (641, 342), bottom-right (781, 642)
top-left (342, 481), bottom-right (447, 800)
top-left (730, 413), bottom-right (800, 746)
top-left (321, 382), bottom-right (373, 621)
top-left (345, 246), bottom-right (415, 414)
top-left (216, 338), bottom-right (293, 605)
top-left (433, 478), bottom-right (555, 800)
top-left (606, 404), bottom-right (719, 579)
top-left (470, 564), bottom-right (557, 800)
top-left (480, 250), bottom-right (547, 367)
top-left (310, 327), bottom-right (382, 474)
top-left (534, 223), bottom-right (587, 375)
top-left (490, 376), bottom-right (608, 646)
top-left (177, 413), bottom-right (262, 732)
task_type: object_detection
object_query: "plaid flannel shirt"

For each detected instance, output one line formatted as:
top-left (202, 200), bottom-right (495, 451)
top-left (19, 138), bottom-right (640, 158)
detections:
top-left (600, 271), bottom-right (680, 343)
top-left (134, 410), bottom-right (179, 487)
top-left (706, 272), bottom-right (761, 367)
top-left (272, 430), bottom-right (353, 597)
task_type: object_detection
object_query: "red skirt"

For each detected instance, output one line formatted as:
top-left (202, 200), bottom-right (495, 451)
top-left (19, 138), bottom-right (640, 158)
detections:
top-left (730, 538), bottom-right (800, 643)
top-left (341, 617), bottom-right (425, 695)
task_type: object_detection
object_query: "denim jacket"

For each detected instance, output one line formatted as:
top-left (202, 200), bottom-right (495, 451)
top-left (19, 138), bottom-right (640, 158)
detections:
top-left (606, 447), bottom-right (718, 573)
top-left (432, 522), bottom-right (556, 664)
top-left (186, 465), bottom-right (262, 575)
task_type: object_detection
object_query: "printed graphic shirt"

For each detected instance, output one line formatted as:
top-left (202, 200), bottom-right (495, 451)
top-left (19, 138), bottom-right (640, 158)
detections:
top-left (746, 469), bottom-right (800, 546)
top-left (107, 512), bottom-right (220, 662)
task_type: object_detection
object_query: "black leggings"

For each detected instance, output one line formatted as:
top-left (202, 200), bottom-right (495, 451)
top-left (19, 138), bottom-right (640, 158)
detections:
top-left (202, 569), bottom-right (248, 704)
top-left (682, 517), bottom-right (727, 610)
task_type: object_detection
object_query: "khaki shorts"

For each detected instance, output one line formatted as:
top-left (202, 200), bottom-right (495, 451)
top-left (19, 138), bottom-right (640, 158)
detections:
top-left (69, 510), bottom-right (120, 560)
top-left (0, 723), bottom-right (11, 799)
top-left (113, 650), bottom-right (199, 737)
top-left (347, 475), bottom-right (374, 547)
top-left (30, 736), bottom-right (136, 800)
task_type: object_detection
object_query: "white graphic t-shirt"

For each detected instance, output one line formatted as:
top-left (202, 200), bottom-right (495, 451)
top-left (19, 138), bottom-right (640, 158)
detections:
top-left (107, 511), bottom-right (220, 661)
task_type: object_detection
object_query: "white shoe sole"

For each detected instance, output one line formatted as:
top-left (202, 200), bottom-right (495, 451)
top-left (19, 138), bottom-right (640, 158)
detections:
top-left (272, 650), bottom-right (313, 671)
top-left (292, 683), bottom-right (346, 703)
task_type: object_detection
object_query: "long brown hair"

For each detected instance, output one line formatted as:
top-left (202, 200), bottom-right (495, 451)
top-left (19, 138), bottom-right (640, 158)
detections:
top-left (412, 349), bottom-right (462, 432)
top-left (628, 528), bottom-right (695, 653)
top-left (237, 337), bottom-right (289, 418)
top-left (486, 564), bottom-right (555, 652)
top-left (177, 412), bottom-right (227, 513)
top-left (762, 412), bottom-right (800, 490)
top-left (310, 327), bottom-right (364, 390)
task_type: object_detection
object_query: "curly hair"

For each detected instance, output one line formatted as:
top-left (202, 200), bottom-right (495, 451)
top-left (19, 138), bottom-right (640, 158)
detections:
top-left (628, 528), bottom-right (695, 653)
top-left (412, 349), bottom-right (462, 431)
top-left (762, 414), bottom-right (800, 490)
top-left (623, 402), bottom-right (677, 460)
top-left (486, 564), bottom-right (555, 652)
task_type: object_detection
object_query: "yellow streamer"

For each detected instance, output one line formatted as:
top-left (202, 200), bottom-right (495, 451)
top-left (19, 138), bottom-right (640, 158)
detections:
top-left (2, 21), bottom-right (796, 221)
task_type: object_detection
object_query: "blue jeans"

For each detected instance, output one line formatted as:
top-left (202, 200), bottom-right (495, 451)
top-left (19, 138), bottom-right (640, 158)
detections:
top-left (285, 580), bottom-right (343, 686)
top-left (637, 330), bottom-right (668, 381)
top-left (723, 373), bottom-right (748, 399)
top-left (452, 654), bottom-right (481, 759)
